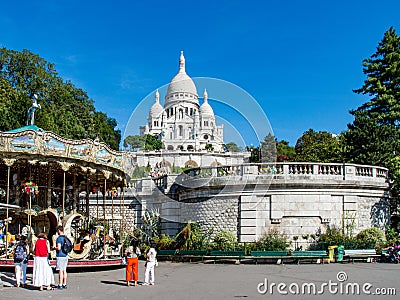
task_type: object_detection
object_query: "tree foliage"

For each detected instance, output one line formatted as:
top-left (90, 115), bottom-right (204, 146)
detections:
top-left (344, 27), bottom-right (400, 211)
top-left (124, 135), bottom-right (146, 150)
top-left (260, 133), bottom-right (276, 163)
top-left (0, 48), bottom-right (121, 149)
top-left (294, 129), bottom-right (344, 162)
top-left (224, 141), bottom-right (241, 152)
top-left (276, 139), bottom-right (295, 162)
top-left (144, 134), bottom-right (163, 150)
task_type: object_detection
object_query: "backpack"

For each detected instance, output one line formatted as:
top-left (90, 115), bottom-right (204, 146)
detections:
top-left (14, 243), bottom-right (27, 263)
top-left (62, 236), bottom-right (73, 254)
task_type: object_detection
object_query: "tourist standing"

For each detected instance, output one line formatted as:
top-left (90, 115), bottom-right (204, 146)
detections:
top-left (143, 241), bottom-right (157, 286)
top-left (32, 232), bottom-right (54, 290)
top-left (13, 234), bottom-right (29, 287)
top-left (125, 237), bottom-right (141, 286)
top-left (54, 225), bottom-right (69, 289)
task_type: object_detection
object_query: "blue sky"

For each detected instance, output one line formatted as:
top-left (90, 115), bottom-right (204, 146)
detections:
top-left (1, 0), bottom-right (400, 148)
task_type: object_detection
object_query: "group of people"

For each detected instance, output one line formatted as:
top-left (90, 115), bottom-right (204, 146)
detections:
top-left (13, 225), bottom-right (69, 290)
top-left (125, 237), bottom-right (157, 286)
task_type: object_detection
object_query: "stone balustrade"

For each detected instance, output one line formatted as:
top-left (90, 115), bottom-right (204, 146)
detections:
top-left (177, 162), bottom-right (388, 183)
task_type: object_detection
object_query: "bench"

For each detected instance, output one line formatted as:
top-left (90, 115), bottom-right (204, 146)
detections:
top-left (343, 249), bottom-right (378, 263)
top-left (250, 250), bottom-right (288, 264)
top-left (207, 250), bottom-right (247, 263)
top-left (176, 250), bottom-right (208, 262)
top-left (291, 250), bottom-right (329, 264)
top-left (157, 249), bottom-right (177, 260)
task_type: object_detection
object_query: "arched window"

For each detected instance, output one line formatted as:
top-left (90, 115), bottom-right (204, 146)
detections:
top-left (179, 109), bottom-right (183, 119)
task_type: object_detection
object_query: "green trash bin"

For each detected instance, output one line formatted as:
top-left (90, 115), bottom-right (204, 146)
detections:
top-left (337, 245), bottom-right (345, 262)
top-left (328, 246), bottom-right (338, 263)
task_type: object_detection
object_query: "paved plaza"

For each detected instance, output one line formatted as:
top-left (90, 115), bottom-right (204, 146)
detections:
top-left (1, 262), bottom-right (399, 300)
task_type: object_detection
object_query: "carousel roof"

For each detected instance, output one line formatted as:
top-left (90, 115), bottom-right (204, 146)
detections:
top-left (7, 125), bottom-right (44, 133)
top-left (0, 125), bottom-right (133, 179)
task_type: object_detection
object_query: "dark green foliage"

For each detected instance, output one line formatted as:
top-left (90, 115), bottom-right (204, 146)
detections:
top-left (211, 230), bottom-right (238, 250)
top-left (124, 135), bottom-right (146, 150)
top-left (276, 139), bottom-right (295, 161)
top-left (153, 234), bottom-right (176, 250)
top-left (0, 47), bottom-right (120, 149)
top-left (205, 143), bottom-right (214, 151)
top-left (175, 221), bottom-right (206, 250)
top-left (260, 133), bottom-right (276, 163)
top-left (356, 228), bottom-right (386, 249)
top-left (224, 142), bottom-right (241, 152)
top-left (295, 129), bottom-right (344, 162)
top-left (313, 226), bottom-right (378, 250)
top-left (144, 134), bottom-right (163, 150)
top-left (249, 229), bottom-right (289, 251)
top-left (344, 27), bottom-right (400, 213)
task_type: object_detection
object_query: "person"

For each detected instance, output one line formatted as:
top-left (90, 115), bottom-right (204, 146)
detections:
top-left (54, 225), bottom-right (68, 289)
top-left (32, 232), bottom-right (54, 290)
top-left (143, 241), bottom-right (157, 286)
top-left (125, 237), bottom-right (141, 286)
top-left (13, 234), bottom-right (29, 287)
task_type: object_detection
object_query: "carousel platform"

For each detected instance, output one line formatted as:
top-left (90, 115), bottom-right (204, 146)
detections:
top-left (0, 258), bottom-right (124, 272)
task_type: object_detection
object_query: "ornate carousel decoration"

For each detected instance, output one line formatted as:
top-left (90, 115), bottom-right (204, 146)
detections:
top-left (0, 97), bottom-right (133, 263)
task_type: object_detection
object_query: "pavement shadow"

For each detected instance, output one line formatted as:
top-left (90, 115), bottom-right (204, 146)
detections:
top-left (101, 280), bottom-right (143, 287)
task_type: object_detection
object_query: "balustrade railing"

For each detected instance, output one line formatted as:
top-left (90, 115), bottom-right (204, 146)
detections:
top-left (177, 162), bottom-right (388, 183)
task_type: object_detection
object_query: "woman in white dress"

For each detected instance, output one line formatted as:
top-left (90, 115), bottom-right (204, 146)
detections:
top-left (32, 232), bottom-right (54, 290)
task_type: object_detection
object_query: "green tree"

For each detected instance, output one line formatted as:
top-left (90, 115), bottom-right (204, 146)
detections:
top-left (124, 135), bottom-right (146, 150)
top-left (205, 143), bottom-right (214, 151)
top-left (294, 129), bottom-right (344, 162)
top-left (0, 48), bottom-right (121, 149)
top-left (276, 139), bottom-right (295, 162)
top-left (144, 134), bottom-right (163, 150)
top-left (224, 142), bottom-right (241, 152)
top-left (344, 27), bottom-right (400, 213)
top-left (260, 133), bottom-right (276, 163)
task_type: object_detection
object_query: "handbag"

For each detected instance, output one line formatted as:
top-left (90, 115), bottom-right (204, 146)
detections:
top-left (121, 256), bottom-right (127, 266)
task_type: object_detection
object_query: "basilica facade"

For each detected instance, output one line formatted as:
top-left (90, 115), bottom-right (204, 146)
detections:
top-left (140, 52), bottom-right (224, 152)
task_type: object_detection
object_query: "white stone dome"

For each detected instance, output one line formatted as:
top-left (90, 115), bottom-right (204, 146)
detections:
top-left (150, 101), bottom-right (163, 117)
top-left (164, 51), bottom-right (198, 107)
top-left (167, 72), bottom-right (197, 96)
top-left (150, 89), bottom-right (163, 117)
top-left (200, 89), bottom-right (215, 117)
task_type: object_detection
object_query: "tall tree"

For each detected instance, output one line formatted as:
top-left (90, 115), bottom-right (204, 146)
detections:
top-left (124, 135), bottom-right (146, 150)
top-left (295, 129), bottom-right (344, 162)
top-left (260, 133), bottom-right (276, 163)
top-left (276, 139), bottom-right (295, 162)
top-left (0, 48), bottom-right (121, 150)
top-left (344, 27), bottom-right (400, 213)
top-left (225, 142), bottom-right (241, 152)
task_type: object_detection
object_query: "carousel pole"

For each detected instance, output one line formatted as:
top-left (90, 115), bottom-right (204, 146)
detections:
top-left (120, 177), bottom-right (124, 238)
top-left (86, 170), bottom-right (90, 219)
top-left (28, 193), bottom-right (32, 228)
top-left (103, 178), bottom-right (106, 226)
top-left (96, 173), bottom-right (99, 220)
top-left (5, 165), bottom-right (11, 257)
top-left (111, 174), bottom-right (114, 230)
top-left (62, 170), bottom-right (66, 218)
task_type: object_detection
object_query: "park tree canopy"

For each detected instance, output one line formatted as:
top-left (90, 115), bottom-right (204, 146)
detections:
top-left (0, 48), bottom-right (121, 150)
top-left (344, 27), bottom-right (400, 211)
top-left (294, 129), bottom-right (344, 163)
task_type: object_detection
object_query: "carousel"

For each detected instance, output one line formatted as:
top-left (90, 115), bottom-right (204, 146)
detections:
top-left (0, 99), bottom-right (132, 270)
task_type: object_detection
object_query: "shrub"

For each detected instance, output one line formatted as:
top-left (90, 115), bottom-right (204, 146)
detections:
top-left (153, 234), bottom-right (176, 250)
top-left (211, 230), bottom-right (238, 250)
top-left (356, 227), bottom-right (386, 249)
top-left (175, 221), bottom-right (205, 250)
top-left (253, 229), bottom-right (289, 251)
